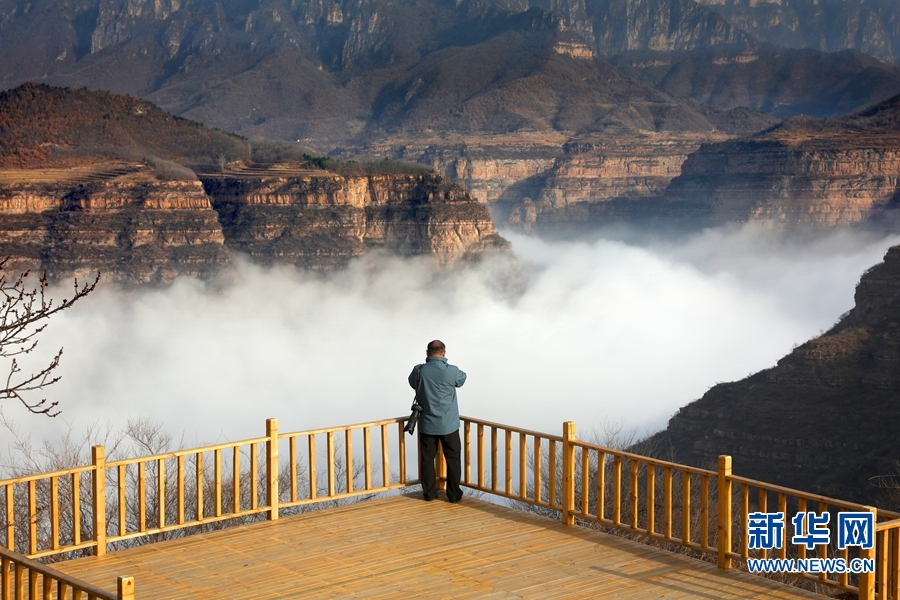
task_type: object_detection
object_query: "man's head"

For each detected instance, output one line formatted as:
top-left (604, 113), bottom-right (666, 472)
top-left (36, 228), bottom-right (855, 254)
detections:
top-left (426, 340), bottom-right (446, 357)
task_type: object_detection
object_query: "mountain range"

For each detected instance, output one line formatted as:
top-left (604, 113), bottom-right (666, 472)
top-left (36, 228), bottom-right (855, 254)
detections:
top-left (2, 0), bottom-right (900, 147)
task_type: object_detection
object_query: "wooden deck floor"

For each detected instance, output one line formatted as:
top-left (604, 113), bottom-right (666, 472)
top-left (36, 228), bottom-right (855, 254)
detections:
top-left (55, 494), bottom-right (828, 599)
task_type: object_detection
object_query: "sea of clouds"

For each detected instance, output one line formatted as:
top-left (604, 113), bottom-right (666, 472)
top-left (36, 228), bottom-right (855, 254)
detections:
top-left (4, 224), bottom-right (899, 452)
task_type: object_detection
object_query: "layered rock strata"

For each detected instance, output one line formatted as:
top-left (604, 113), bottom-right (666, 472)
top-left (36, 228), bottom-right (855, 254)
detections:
top-left (649, 245), bottom-right (900, 506)
top-left (349, 131), bottom-right (736, 231)
top-left (200, 166), bottom-right (506, 269)
top-left (664, 95), bottom-right (900, 227)
top-left (0, 164), bottom-right (506, 283)
top-left (0, 167), bottom-right (228, 284)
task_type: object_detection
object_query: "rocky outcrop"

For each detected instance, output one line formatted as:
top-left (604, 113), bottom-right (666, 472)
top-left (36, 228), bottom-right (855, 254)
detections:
top-left (0, 167), bottom-right (228, 284)
top-left (649, 245), bottom-right (900, 506)
top-left (611, 46), bottom-right (900, 119)
top-left (663, 94), bottom-right (900, 227)
top-left (0, 163), bottom-right (506, 283)
top-left (200, 165), bottom-right (506, 269)
top-left (698, 0), bottom-right (900, 65)
top-left (504, 133), bottom-right (731, 230)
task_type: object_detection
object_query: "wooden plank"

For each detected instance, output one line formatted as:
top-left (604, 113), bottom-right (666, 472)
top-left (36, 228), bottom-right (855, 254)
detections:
top-left (52, 494), bottom-right (826, 600)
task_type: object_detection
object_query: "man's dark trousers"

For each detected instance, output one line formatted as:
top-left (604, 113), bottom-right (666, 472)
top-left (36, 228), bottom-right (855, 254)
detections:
top-left (419, 430), bottom-right (463, 502)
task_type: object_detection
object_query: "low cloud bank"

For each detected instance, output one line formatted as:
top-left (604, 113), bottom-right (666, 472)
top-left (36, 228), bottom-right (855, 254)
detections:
top-left (7, 224), bottom-right (900, 450)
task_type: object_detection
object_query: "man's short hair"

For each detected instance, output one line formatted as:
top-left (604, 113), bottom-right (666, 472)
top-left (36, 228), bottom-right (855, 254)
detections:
top-left (427, 340), bottom-right (446, 355)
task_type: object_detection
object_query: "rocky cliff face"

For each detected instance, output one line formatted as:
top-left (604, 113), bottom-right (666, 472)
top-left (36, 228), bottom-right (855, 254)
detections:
top-left (200, 165), bottom-right (506, 269)
top-left (649, 244), bottom-right (900, 506)
top-left (663, 94), bottom-right (900, 227)
top-left (698, 0), bottom-right (900, 65)
top-left (0, 166), bottom-right (228, 284)
top-left (0, 163), bottom-right (505, 284)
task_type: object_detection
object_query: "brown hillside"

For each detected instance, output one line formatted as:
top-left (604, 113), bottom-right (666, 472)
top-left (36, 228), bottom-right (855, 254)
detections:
top-left (648, 245), bottom-right (900, 507)
top-left (0, 83), bottom-right (249, 168)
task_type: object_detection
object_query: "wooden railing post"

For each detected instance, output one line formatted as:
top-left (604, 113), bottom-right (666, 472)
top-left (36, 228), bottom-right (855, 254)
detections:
top-left (266, 419), bottom-right (279, 521)
top-left (117, 576), bottom-right (135, 600)
top-left (717, 455), bottom-right (732, 570)
top-left (92, 446), bottom-right (106, 556)
top-left (562, 422), bottom-right (575, 526)
top-left (859, 506), bottom-right (878, 600)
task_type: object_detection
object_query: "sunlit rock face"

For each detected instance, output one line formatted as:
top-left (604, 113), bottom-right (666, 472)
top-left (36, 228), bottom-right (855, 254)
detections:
top-left (648, 244), bottom-right (900, 507)
top-left (200, 167), bottom-right (507, 270)
top-left (0, 168), bottom-right (229, 285)
top-left (663, 94), bottom-right (900, 227)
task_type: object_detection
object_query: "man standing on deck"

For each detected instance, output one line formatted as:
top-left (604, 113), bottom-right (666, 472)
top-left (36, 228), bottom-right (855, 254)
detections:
top-left (408, 340), bottom-right (466, 503)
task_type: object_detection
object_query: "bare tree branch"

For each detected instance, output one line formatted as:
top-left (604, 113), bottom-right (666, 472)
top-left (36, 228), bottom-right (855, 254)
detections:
top-left (0, 259), bottom-right (99, 416)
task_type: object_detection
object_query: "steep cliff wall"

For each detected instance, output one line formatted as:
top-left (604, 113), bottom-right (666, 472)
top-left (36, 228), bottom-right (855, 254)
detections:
top-left (664, 95), bottom-right (900, 227)
top-left (650, 245), bottom-right (900, 506)
top-left (200, 166), bottom-right (506, 269)
top-left (698, 0), bottom-right (900, 65)
top-left (0, 167), bottom-right (228, 284)
top-left (0, 164), bottom-right (506, 283)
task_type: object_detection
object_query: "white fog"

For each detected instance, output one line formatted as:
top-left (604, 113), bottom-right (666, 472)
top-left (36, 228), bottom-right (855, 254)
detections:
top-left (5, 224), bottom-right (899, 454)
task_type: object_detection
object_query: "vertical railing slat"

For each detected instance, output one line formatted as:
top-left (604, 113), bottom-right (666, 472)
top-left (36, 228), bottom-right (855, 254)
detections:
top-left (491, 428), bottom-right (499, 493)
top-left (27, 481), bottom-right (36, 556)
top-left (597, 451), bottom-right (605, 522)
top-left (345, 429), bottom-right (353, 494)
top-left (177, 455), bottom-right (185, 526)
top-left (681, 472), bottom-right (691, 545)
top-left (250, 443), bottom-right (259, 511)
top-left (646, 465), bottom-right (655, 535)
top-left (309, 435), bottom-right (318, 500)
top-left (504, 429), bottom-right (512, 496)
top-left (477, 424), bottom-right (484, 489)
top-left (289, 436), bottom-right (298, 503)
top-left (5, 486), bottom-right (13, 551)
top-left (580, 447), bottom-right (589, 516)
top-left (518, 433), bottom-right (526, 499)
top-left (50, 478), bottom-right (59, 551)
top-left (195, 452), bottom-right (203, 522)
top-left (233, 446), bottom-right (240, 512)
top-left (137, 463), bottom-right (146, 533)
top-left (214, 450), bottom-right (222, 518)
top-left (548, 440), bottom-right (556, 506)
top-left (612, 455), bottom-right (621, 526)
top-left (381, 425), bottom-right (389, 488)
top-left (117, 466), bottom-right (126, 537)
top-left (629, 460), bottom-right (638, 530)
top-left (363, 427), bottom-right (372, 491)
top-left (326, 433), bottom-right (334, 498)
top-left (663, 466), bottom-right (672, 540)
top-left (157, 458), bottom-right (166, 529)
top-left (700, 475), bottom-right (709, 550)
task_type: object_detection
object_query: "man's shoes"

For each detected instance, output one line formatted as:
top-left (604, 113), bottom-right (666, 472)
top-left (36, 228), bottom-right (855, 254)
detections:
top-left (448, 496), bottom-right (462, 504)
top-left (423, 495), bottom-right (436, 502)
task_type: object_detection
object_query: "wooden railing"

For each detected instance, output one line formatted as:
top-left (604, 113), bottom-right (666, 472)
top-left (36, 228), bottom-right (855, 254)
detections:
top-left (455, 416), bottom-right (900, 600)
top-left (2, 413), bottom-right (899, 599)
top-left (0, 416), bottom-right (415, 554)
top-left (0, 545), bottom-right (133, 599)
